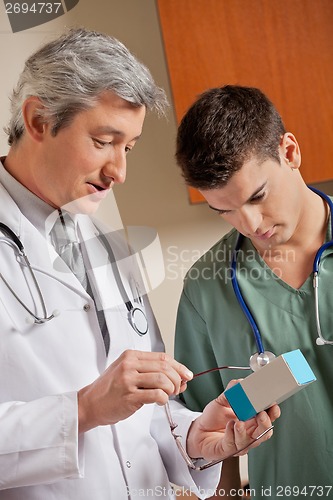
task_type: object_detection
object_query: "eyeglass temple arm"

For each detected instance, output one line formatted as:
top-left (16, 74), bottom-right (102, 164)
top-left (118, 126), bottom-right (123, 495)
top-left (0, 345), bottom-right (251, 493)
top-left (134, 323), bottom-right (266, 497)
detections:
top-left (192, 365), bottom-right (251, 379)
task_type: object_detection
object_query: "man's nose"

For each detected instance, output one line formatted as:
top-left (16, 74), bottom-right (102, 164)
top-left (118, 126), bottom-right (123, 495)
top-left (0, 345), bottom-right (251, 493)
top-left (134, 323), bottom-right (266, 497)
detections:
top-left (238, 206), bottom-right (262, 235)
top-left (103, 148), bottom-right (127, 184)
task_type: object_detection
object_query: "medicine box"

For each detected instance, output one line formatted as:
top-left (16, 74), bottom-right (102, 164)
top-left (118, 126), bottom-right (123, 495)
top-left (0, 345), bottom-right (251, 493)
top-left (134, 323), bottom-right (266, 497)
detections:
top-left (224, 349), bottom-right (316, 421)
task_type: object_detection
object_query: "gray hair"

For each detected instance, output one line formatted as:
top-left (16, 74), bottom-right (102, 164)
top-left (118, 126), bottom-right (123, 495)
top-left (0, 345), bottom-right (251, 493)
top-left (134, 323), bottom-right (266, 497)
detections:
top-left (5, 27), bottom-right (168, 145)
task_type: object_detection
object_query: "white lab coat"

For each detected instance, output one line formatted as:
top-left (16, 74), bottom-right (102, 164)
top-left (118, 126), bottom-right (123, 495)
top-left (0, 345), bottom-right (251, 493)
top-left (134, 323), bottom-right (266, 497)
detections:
top-left (0, 184), bottom-right (220, 499)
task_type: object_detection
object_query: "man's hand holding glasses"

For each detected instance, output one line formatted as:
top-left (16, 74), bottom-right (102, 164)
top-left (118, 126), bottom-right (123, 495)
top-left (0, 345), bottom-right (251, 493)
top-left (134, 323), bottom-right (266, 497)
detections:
top-left (166, 366), bottom-right (280, 471)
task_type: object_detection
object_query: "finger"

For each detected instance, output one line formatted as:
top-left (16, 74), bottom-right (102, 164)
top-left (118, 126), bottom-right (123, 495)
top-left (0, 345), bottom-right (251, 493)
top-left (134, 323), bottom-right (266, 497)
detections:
top-left (221, 419), bottom-right (251, 458)
top-left (267, 404), bottom-right (281, 422)
top-left (244, 408), bottom-right (278, 440)
top-left (215, 379), bottom-right (244, 409)
top-left (109, 351), bottom-right (180, 394)
top-left (135, 351), bottom-right (193, 380)
top-left (169, 356), bottom-right (194, 382)
top-left (251, 412), bottom-right (274, 441)
top-left (179, 380), bottom-right (188, 393)
top-left (221, 419), bottom-right (239, 456)
top-left (224, 378), bottom-right (243, 390)
top-left (136, 387), bottom-right (170, 406)
top-left (215, 391), bottom-right (234, 410)
top-left (134, 351), bottom-right (193, 386)
top-left (135, 357), bottom-right (192, 395)
top-left (136, 372), bottom-right (177, 396)
top-left (233, 420), bottom-right (255, 455)
top-left (134, 360), bottom-right (183, 395)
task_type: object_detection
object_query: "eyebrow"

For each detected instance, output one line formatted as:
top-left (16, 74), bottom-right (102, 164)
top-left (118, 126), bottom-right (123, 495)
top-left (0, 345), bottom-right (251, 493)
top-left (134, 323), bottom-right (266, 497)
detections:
top-left (92, 126), bottom-right (142, 141)
top-left (208, 181), bottom-right (267, 212)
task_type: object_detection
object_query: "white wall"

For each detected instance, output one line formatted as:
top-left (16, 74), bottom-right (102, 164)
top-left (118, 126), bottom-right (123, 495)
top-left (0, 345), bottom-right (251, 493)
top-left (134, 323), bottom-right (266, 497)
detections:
top-left (0, 0), bottom-right (230, 355)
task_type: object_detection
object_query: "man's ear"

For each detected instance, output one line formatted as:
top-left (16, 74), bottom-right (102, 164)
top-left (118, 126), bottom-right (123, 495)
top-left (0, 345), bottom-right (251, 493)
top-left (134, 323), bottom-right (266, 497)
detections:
top-left (279, 132), bottom-right (302, 170)
top-left (21, 96), bottom-right (49, 143)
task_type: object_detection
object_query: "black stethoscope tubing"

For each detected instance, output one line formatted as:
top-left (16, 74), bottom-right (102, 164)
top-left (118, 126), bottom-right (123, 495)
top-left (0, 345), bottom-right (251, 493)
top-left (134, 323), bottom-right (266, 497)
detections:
top-left (96, 231), bottom-right (148, 336)
top-left (0, 222), bottom-right (57, 324)
top-left (0, 222), bottom-right (23, 251)
top-left (0, 222), bottom-right (148, 335)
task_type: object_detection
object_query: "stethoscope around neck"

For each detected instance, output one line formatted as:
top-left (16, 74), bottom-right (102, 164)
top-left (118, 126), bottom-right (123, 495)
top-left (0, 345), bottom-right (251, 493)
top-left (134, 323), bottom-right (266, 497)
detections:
top-left (231, 186), bottom-right (333, 371)
top-left (0, 222), bottom-right (60, 324)
top-left (0, 222), bottom-right (149, 336)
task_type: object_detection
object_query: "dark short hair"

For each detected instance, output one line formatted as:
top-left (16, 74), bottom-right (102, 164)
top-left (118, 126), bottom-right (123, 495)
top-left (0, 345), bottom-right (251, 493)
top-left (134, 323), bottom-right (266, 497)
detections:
top-left (176, 85), bottom-right (286, 189)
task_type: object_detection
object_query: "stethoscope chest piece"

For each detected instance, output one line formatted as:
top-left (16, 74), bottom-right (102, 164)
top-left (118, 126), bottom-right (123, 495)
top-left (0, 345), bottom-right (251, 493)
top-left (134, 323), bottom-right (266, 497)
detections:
top-left (128, 306), bottom-right (149, 336)
top-left (250, 351), bottom-right (276, 372)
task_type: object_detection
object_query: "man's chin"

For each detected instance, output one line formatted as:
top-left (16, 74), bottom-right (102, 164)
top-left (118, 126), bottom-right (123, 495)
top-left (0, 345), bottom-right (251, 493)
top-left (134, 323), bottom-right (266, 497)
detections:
top-left (61, 194), bottom-right (104, 215)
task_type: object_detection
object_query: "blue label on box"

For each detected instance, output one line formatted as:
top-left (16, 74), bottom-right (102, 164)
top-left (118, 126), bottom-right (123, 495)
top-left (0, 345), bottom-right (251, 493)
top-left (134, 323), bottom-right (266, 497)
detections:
top-left (224, 383), bottom-right (257, 421)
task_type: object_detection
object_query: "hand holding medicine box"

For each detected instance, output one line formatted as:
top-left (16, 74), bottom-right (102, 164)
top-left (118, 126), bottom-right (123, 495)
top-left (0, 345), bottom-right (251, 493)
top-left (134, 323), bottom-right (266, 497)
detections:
top-left (224, 349), bottom-right (316, 421)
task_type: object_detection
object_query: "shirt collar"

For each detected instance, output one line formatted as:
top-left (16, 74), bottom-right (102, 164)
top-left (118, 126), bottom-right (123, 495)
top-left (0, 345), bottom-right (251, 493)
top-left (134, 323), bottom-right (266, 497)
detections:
top-left (0, 156), bottom-right (55, 236)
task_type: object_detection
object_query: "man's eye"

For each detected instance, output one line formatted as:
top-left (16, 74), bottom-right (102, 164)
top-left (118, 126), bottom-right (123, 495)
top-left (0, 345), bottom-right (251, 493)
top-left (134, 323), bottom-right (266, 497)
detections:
top-left (93, 138), bottom-right (109, 147)
top-left (251, 192), bottom-right (266, 203)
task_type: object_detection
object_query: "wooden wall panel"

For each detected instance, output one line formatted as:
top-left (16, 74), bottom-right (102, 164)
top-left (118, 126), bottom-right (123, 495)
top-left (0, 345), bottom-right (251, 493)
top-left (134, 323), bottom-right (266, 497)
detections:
top-left (157, 0), bottom-right (333, 203)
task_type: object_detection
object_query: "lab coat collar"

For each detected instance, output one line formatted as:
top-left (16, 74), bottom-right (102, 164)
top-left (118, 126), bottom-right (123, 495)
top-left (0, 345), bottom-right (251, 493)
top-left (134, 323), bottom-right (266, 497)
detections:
top-left (0, 183), bottom-right (89, 295)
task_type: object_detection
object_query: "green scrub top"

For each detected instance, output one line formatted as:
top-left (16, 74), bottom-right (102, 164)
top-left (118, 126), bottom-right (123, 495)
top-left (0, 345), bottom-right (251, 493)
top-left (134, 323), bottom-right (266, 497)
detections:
top-left (175, 217), bottom-right (333, 499)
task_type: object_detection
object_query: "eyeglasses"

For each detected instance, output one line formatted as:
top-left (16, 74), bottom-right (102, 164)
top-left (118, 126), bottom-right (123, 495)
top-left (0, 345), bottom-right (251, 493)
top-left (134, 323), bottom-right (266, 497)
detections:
top-left (165, 364), bottom-right (274, 471)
